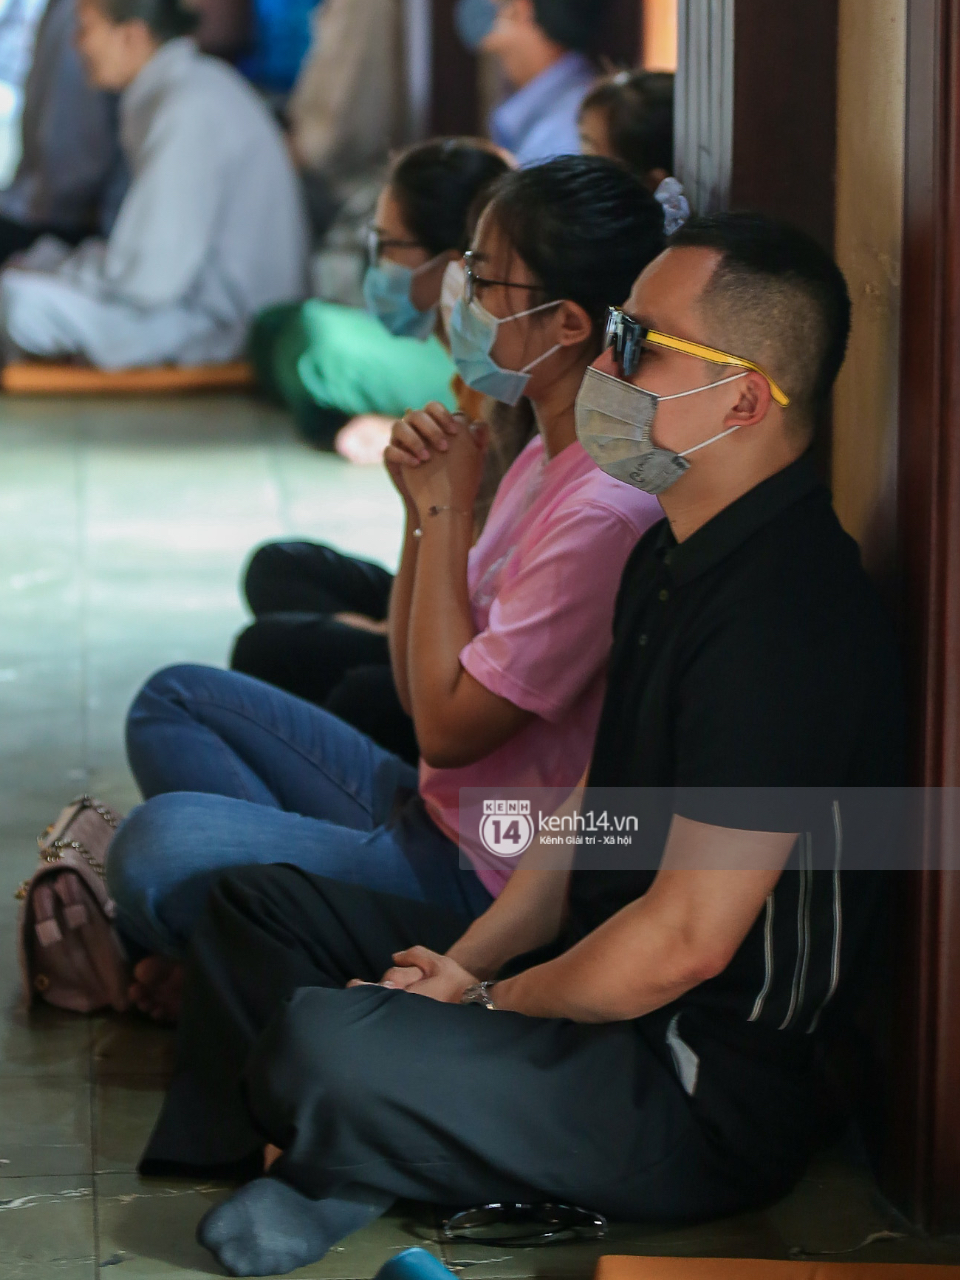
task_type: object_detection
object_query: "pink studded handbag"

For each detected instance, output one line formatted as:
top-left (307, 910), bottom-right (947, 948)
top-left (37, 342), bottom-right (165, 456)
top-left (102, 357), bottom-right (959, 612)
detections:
top-left (15, 796), bottom-right (131, 1014)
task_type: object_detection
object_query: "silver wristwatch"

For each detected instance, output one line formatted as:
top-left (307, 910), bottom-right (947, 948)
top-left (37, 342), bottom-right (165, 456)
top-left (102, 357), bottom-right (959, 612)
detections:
top-left (459, 980), bottom-right (498, 1010)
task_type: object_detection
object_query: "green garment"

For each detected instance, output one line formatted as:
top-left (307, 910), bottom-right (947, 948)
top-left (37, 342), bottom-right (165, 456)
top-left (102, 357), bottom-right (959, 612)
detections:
top-left (249, 300), bottom-right (457, 437)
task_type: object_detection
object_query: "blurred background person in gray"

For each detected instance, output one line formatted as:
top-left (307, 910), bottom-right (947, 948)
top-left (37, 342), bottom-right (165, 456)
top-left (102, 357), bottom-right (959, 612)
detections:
top-left (0, 0), bottom-right (308, 368)
top-left (0, 0), bottom-right (125, 266)
top-left (286, 0), bottom-right (413, 304)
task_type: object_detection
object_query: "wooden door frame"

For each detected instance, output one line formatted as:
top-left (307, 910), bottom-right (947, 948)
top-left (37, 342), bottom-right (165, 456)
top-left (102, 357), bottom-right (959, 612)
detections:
top-left (889, 0), bottom-right (960, 1234)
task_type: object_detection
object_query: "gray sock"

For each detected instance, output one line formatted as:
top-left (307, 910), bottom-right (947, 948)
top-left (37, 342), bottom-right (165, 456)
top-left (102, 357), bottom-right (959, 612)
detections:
top-left (197, 1176), bottom-right (392, 1277)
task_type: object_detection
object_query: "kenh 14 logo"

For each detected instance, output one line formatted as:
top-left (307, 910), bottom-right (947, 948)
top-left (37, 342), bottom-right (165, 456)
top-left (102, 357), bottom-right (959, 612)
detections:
top-left (479, 799), bottom-right (535, 858)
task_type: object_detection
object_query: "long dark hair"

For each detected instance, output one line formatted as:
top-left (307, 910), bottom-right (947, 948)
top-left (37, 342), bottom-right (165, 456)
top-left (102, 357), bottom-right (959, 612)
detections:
top-left (485, 154), bottom-right (666, 338)
top-left (390, 138), bottom-right (511, 257)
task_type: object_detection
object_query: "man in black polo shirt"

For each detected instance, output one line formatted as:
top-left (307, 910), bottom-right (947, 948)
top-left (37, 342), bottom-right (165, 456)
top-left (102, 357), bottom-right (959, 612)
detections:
top-left (140, 214), bottom-right (904, 1278)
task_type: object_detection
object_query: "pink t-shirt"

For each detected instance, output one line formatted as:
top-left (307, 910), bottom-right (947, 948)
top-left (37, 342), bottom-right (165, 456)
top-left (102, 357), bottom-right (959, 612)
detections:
top-left (419, 436), bottom-right (663, 896)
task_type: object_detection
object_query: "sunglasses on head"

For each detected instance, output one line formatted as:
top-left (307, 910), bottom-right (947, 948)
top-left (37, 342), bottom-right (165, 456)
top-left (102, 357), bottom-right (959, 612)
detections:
top-left (604, 307), bottom-right (791, 407)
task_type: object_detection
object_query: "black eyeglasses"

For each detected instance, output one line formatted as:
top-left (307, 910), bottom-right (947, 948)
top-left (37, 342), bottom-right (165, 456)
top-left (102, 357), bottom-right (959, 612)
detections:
top-left (463, 251), bottom-right (547, 307)
top-left (365, 225), bottom-right (425, 265)
top-left (441, 1202), bottom-right (608, 1247)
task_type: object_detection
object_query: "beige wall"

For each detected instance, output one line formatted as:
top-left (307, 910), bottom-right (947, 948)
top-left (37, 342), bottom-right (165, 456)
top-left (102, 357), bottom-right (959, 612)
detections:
top-left (832, 0), bottom-right (907, 573)
top-left (643, 0), bottom-right (678, 71)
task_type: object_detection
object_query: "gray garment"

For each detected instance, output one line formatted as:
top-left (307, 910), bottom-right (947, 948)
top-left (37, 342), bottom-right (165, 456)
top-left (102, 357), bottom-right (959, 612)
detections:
top-left (140, 867), bottom-right (815, 1221)
top-left (288, 0), bottom-right (410, 184)
top-left (0, 0), bottom-right (125, 235)
top-left (0, 38), bottom-right (310, 367)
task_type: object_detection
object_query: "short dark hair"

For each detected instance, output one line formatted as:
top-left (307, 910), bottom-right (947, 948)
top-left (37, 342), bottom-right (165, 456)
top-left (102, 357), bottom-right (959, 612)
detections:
top-left (97, 0), bottom-right (198, 38)
top-left (671, 212), bottom-right (852, 431)
top-left (485, 154), bottom-right (666, 337)
top-left (580, 71), bottom-right (675, 178)
top-left (532, 0), bottom-right (608, 52)
top-left (390, 138), bottom-right (511, 257)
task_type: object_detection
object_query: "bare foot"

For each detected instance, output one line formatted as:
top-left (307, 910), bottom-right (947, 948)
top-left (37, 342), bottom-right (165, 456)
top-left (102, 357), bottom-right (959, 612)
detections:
top-left (128, 956), bottom-right (184, 1024)
top-left (334, 414), bottom-right (393, 465)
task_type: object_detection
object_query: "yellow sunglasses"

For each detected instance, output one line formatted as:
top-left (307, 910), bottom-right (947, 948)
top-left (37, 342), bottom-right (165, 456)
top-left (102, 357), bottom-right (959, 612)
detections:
top-left (604, 307), bottom-right (791, 408)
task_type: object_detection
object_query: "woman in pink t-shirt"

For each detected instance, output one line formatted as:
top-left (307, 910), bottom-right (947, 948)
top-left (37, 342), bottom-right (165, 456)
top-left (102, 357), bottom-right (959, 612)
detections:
top-left (108, 154), bottom-right (667, 1018)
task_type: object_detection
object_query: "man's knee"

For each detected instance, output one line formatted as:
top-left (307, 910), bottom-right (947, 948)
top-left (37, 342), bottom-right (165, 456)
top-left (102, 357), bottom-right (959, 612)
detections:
top-left (246, 986), bottom-right (394, 1122)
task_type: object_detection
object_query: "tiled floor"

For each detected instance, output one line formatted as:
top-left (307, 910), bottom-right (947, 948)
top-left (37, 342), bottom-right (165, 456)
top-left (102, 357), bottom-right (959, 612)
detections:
top-left (0, 393), bottom-right (958, 1279)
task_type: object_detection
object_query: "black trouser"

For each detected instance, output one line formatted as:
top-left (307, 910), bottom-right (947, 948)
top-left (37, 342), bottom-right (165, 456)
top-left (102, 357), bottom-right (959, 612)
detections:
top-left (0, 214), bottom-right (86, 268)
top-left (141, 867), bottom-right (813, 1222)
top-left (231, 543), bottom-right (418, 764)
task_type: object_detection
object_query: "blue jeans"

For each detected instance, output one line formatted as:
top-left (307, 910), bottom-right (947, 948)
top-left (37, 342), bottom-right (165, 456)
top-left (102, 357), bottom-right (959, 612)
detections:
top-left (108, 664), bottom-right (493, 957)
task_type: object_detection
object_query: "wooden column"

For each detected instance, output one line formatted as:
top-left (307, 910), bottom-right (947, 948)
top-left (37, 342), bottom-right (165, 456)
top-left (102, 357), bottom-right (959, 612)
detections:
top-left (675, 0), bottom-right (838, 250)
top-left (595, 0), bottom-right (643, 66)
top-left (673, 0), bottom-right (838, 479)
top-left (729, 0), bottom-right (839, 252)
top-left (429, 0), bottom-right (481, 136)
top-left (886, 0), bottom-right (960, 1234)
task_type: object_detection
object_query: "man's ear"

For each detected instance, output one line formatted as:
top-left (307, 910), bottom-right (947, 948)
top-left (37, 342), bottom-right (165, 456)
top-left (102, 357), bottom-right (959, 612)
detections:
top-left (556, 299), bottom-right (594, 349)
top-left (723, 371), bottom-right (774, 430)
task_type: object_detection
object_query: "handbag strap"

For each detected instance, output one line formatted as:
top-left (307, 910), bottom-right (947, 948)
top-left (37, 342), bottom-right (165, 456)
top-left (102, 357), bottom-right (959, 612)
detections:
top-left (16, 796), bottom-right (121, 901)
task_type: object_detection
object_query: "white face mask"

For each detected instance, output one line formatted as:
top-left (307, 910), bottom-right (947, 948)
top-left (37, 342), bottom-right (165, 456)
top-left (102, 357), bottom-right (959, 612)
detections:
top-left (439, 260), bottom-right (466, 335)
top-left (575, 366), bottom-right (749, 494)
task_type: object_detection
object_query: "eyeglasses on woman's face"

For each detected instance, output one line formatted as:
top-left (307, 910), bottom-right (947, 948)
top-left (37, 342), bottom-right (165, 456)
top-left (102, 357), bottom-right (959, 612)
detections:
top-left (462, 250), bottom-right (548, 308)
top-left (365, 224), bottom-right (426, 266)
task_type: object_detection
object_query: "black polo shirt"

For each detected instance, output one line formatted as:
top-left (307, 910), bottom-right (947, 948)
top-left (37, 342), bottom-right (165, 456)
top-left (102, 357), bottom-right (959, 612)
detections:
top-left (569, 455), bottom-right (904, 1059)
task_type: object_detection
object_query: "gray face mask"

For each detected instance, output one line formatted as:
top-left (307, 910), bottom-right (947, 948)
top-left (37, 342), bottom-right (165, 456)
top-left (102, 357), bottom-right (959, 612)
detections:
top-left (574, 365), bottom-right (748, 495)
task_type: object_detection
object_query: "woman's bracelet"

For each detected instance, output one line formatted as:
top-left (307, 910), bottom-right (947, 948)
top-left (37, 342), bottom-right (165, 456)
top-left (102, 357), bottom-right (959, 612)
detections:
top-left (412, 505), bottom-right (471, 539)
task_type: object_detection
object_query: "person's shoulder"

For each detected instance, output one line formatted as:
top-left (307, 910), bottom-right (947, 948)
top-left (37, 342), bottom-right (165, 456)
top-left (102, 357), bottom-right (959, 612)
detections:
top-left (762, 486), bottom-right (884, 612)
top-left (724, 487), bottom-right (899, 667)
top-left (176, 51), bottom-right (270, 121)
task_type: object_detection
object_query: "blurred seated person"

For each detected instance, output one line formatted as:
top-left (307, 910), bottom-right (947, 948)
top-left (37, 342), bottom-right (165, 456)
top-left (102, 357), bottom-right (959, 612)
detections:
top-left (139, 214), bottom-right (904, 1280)
top-left (579, 69), bottom-right (690, 235)
top-left (106, 156), bottom-right (666, 1019)
top-left (250, 139), bottom-right (507, 448)
top-left (0, 0), bottom-right (308, 369)
top-left (481, 0), bottom-right (607, 166)
top-left (238, 140), bottom-right (520, 766)
top-left (0, 0), bottom-right (126, 267)
top-left (282, 0), bottom-right (413, 315)
top-left (287, 0), bottom-right (407, 237)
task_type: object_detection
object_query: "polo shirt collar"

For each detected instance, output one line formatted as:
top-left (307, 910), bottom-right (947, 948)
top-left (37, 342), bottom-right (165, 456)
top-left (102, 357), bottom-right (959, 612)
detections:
top-left (661, 454), bottom-right (822, 584)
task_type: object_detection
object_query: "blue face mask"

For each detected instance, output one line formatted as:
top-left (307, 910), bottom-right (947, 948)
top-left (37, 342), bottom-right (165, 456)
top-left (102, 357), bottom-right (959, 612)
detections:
top-left (447, 295), bottom-right (562, 406)
top-left (363, 253), bottom-right (445, 341)
top-left (454, 0), bottom-right (496, 50)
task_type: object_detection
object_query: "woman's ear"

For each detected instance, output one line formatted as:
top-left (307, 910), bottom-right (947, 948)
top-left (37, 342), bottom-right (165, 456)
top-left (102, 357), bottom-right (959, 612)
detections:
top-left (556, 299), bottom-right (594, 349)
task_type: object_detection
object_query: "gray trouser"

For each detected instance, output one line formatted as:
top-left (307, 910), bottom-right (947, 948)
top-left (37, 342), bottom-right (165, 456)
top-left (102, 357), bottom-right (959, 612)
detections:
top-left (141, 867), bottom-right (814, 1222)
